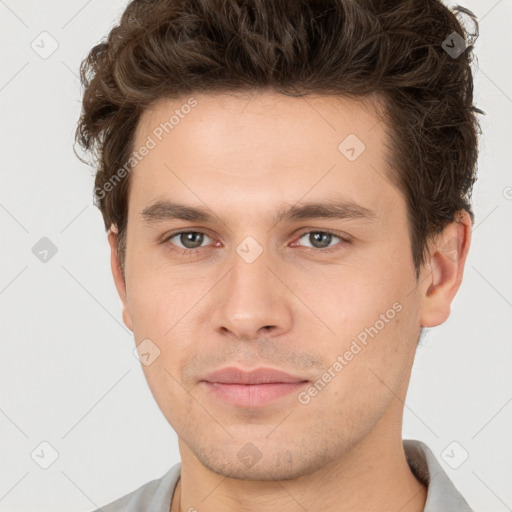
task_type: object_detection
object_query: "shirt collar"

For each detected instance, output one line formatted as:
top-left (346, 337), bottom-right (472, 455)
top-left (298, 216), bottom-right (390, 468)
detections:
top-left (403, 439), bottom-right (474, 511)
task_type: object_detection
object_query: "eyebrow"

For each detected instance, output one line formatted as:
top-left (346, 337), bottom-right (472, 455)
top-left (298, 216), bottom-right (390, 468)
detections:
top-left (140, 199), bottom-right (377, 226)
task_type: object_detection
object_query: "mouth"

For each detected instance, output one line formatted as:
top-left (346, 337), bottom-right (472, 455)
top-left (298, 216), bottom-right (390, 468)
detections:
top-left (199, 367), bottom-right (310, 407)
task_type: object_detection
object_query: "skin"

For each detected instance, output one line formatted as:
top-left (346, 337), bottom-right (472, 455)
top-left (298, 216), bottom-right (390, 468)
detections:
top-left (107, 91), bottom-right (472, 512)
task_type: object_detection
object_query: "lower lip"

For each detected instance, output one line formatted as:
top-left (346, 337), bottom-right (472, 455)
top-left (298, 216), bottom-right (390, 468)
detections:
top-left (201, 381), bottom-right (309, 407)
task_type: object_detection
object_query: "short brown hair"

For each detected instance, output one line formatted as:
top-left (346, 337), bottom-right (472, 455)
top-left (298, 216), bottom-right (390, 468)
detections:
top-left (75, 0), bottom-right (482, 277)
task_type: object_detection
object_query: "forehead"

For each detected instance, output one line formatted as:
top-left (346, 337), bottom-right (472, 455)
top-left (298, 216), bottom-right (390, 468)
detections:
top-left (128, 91), bottom-right (398, 220)
top-left (134, 90), bottom-right (387, 157)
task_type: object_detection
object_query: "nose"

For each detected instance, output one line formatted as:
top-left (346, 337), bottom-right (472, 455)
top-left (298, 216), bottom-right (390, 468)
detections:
top-left (209, 246), bottom-right (293, 342)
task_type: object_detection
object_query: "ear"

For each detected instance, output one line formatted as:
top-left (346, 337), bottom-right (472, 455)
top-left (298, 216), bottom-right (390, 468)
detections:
top-left (418, 210), bottom-right (472, 328)
top-left (107, 224), bottom-right (133, 332)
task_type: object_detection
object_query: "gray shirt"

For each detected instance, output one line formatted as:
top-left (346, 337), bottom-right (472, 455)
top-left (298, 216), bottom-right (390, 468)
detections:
top-left (91, 439), bottom-right (474, 511)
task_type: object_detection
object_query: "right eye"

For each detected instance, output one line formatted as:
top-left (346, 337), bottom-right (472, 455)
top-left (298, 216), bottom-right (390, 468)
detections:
top-left (162, 230), bottom-right (218, 255)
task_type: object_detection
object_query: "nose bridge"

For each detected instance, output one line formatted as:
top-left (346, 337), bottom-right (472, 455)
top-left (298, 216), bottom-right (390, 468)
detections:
top-left (210, 235), bottom-right (292, 340)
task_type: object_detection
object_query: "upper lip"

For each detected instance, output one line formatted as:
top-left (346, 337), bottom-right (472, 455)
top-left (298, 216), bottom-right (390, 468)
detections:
top-left (200, 367), bottom-right (309, 385)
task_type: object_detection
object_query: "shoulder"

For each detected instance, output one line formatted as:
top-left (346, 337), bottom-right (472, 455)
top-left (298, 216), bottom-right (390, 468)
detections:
top-left (87, 462), bottom-right (181, 512)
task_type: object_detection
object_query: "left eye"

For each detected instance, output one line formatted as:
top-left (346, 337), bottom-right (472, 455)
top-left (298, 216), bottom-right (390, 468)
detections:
top-left (295, 230), bottom-right (345, 250)
top-left (166, 231), bottom-right (212, 250)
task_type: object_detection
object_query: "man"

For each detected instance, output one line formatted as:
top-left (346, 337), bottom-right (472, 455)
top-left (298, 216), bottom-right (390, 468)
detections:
top-left (76, 0), bottom-right (481, 510)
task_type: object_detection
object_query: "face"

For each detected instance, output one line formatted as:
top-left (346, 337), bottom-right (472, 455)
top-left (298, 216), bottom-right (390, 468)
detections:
top-left (109, 91), bottom-right (461, 480)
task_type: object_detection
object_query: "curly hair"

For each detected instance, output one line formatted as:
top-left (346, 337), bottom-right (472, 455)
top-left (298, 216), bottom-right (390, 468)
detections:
top-left (75, 0), bottom-right (482, 277)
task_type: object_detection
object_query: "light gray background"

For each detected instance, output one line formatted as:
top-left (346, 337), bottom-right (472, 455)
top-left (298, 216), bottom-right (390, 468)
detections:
top-left (1, 0), bottom-right (511, 510)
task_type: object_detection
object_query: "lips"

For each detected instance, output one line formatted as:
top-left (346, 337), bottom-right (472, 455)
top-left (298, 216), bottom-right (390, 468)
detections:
top-left (199, 367), bottom-right (309, 407)
top-left (200, 367), bottom-right (308, 385)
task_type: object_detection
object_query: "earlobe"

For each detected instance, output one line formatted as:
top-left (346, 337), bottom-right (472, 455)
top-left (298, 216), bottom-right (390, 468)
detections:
top-left (107, 225), bottom-right (133, 332)
top-left (419, 210), bottom-right (472, 328)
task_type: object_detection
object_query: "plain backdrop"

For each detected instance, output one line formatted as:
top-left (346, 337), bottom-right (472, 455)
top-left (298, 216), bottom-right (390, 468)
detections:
top-left (1, 0), bottom-right (511, 510)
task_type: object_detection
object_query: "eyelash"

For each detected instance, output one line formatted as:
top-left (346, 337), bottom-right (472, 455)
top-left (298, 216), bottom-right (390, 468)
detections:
top-left (161, 229), bottom-right (352, 256)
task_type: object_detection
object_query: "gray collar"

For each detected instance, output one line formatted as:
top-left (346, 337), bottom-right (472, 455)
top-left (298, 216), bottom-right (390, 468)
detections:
top-left (404, 439), bottom-right (474, 511)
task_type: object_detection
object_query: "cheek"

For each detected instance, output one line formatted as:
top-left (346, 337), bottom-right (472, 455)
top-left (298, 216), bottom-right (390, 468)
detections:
top-left (308, 302), bottom-right (419, 429)
top-left (298, 260), bottom-right (409, 337)
top-left (126, 265), bottom-right (206, 383)
top-left (298, 255), bottom-right (420, 388)
top-left (126, 262), bottom-right (192, 337)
